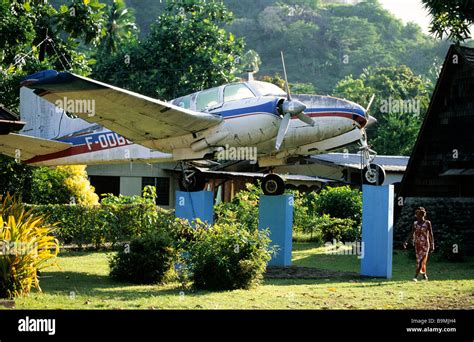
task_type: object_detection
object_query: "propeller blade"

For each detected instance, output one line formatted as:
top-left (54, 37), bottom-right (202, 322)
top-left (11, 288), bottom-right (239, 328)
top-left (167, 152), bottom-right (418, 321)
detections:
top-left (297, 112), bottom-right (315, 126)
top-left (365, 94), bottom-right (375, 116)
top-left (280, 51), bottom-right (291, 101)
top-left (275, 112), bottom-right (291, 150)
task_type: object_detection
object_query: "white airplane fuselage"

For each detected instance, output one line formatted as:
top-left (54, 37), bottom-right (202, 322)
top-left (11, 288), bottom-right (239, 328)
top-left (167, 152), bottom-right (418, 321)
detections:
top-left (22, 81), bottom-right (371, 167)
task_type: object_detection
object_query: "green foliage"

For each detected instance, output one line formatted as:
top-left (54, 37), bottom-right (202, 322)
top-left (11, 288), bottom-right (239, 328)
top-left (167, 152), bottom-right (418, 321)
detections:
top-left (422, 0), bottom-right (474, 42)
top-left (92, 0), bottom-right (244, 99)
top-left (109, 232), bottom-right (176, 284)
top-left (215, 182), bottom-right (261, 231)
top-left (0, 194), bottom-right (59, 299)
top-left (30, 165), bottom-right (98, 205)
top-left (226, 0), bottom-right (448, 93)
top-left (100, 185), bottom-right (156, 205)
top-left (99, 0), bottom-right (139, 54)
top-left (0, 155), bottom-right (33, 202)
top-left (314, 186), bottom-right (362, 225)
top-left (0, 0), bottom-right (107, 109)
top-left (30, 167), bottom-right (72, 205)
top-left (188, 223), bottom-right (273, 290)
top-left (434, 230), bottom-right (465, 262)
top-left (25, 203), bottom-right (174, 249)
top-left (333, 65), bottom-right (432, 155)
top-left (317, 214), bottom-right (359, 242)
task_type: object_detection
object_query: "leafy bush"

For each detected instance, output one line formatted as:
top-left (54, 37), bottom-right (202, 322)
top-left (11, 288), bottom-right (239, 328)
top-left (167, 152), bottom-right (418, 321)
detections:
top-left (188, 223), bottom-right (273, 290)
top-left (0, 194), bottom-right (59, 299)
top-left (109, 232), bottom-right (176, 284)
top-left (314, 186), bottom-right (362, 225)
top-left (25, 203), bottom-right (174, 249)
top-left (100, 185), bottom-right (156, 205)
top-left (435, 230), bottom-right (465, 262)
top-left (215, 182), bottom-right (261, 231)
top-left (317, 214), bottom-right (360, 242)
top-left (30, 165), bottom-right (99, 205)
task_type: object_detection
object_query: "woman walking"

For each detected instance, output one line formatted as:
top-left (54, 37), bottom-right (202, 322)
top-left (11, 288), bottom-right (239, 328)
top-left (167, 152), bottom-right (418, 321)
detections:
top-left (403, 207), bottom-right (435, 281)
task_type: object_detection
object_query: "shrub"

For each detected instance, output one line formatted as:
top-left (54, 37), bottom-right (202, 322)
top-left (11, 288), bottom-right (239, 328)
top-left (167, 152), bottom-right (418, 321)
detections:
top-left (214, 182), bottom-right (261, 231)
top-left (435, 230), bottom-right (465, 262)
top-left (317, 214), bottom-right (360, 242)
top-left (25, 203), bottom-right (174, 248)
top-left (188, 223), bottom-right (272, 290)
top-left (30, 165), bottom-right (99, 205)
top-left (314, 186), bottom-right (362, 225)
top-left (109, 232), bottom-right (176, 284)
top-left (0, 194), bottom-right (59, 299)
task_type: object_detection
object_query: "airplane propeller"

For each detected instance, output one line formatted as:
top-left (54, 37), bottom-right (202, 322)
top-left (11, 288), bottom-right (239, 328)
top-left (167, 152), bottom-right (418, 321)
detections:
top-left (275, 51), bottom-right (314, 150)
top-left (364, 94), bottom-right (377, 126)
top-left (365, 94), bottom-right (376, 117)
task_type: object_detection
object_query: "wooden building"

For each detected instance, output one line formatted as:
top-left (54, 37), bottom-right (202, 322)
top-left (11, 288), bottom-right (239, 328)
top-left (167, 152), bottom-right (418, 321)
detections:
top-left (395, 45), bottom-right (474, 255)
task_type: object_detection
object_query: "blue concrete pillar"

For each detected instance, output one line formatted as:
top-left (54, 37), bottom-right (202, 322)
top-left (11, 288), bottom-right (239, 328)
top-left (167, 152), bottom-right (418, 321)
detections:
top-left (360, 185), bottom-right (394, 278)
top-left (175, 191), bottom-right (214, 224)
top-left (258, 194), bottom-right (293, 266)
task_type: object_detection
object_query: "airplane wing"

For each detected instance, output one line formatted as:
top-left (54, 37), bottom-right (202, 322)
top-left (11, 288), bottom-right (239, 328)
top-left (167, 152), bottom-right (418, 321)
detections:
top-left (0, 133), bottom-right (71, 161)
top-left (21, 70), bottom-right (222, 150)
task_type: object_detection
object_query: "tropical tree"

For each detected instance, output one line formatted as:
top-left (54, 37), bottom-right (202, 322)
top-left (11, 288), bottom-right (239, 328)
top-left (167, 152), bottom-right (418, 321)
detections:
top-left (422, 0), bottom-right (474, 42)
top-left (100, 0), bottom-right (138, 54)
top-left (0, 0), bottom-right (107, 109)
top-left (93, 0), bottom-right (244, 99)
top-left (333, 65), bottom-right (432, 156)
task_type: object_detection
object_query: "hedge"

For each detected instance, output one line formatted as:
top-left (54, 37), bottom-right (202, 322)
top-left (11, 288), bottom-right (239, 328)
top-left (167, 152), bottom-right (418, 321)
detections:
top-left (25, 204), bottom-right (174, 249)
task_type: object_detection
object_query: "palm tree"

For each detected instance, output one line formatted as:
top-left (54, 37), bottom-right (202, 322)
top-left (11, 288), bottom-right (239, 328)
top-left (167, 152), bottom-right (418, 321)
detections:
top-left (101, 0), bottom-right (138, 54)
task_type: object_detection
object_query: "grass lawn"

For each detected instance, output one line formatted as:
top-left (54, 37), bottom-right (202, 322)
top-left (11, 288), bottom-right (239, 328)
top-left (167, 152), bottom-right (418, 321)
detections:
top-left (9, 243), bottom-right (474, 310)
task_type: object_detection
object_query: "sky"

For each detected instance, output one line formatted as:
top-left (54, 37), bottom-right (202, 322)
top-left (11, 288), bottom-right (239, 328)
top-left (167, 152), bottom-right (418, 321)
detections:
top-left (378, 0), bottom-right (432, 34)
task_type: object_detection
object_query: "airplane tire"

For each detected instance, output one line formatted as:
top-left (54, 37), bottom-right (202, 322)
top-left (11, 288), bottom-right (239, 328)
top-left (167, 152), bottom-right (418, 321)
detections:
top-left (179, 170), bottom-right (206, 192)
top-left (362, 163), bottom-right (386, 185)
top-left (262, 174), bottom-right (285, 196)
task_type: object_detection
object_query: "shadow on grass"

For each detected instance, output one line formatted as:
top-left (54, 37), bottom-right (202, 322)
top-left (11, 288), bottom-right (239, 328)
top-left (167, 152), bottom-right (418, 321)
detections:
top-left (292, 242), bottom-right (323, 252)
top-left (289, 250), bottom-right (474, 283)
top-left (37, 270), bottom-right (219, 301)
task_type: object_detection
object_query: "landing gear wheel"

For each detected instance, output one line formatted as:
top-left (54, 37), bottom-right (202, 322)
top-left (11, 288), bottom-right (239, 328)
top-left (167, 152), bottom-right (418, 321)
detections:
top-left (179, 169), bottom-right (206, 192)
top-left (262, 174), bottom-right (285, 196)
top-left (362, 163), bottom-right (386, 185)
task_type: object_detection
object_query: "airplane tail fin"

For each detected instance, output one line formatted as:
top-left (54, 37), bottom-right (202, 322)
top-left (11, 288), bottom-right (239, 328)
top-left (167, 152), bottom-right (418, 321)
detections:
top-left (19, 87), bottom-right (95, 140)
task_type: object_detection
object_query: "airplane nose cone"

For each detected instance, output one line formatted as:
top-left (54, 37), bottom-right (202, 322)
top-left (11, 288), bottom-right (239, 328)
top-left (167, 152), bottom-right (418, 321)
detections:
top-left (367, 115), bottom-right (378, 127)
top-left (282, 99), bottom-right (306, 115)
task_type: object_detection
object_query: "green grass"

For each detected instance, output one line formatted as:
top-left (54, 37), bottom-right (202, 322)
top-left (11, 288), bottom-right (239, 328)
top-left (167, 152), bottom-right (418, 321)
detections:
top-left (8, 243), bottom-right (474, 310)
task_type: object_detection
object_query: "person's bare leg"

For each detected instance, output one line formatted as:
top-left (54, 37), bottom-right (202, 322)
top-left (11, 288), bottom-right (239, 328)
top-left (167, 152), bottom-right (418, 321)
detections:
top-left (414, 261), bottom-right (422, 281)
top-left (422, 256), bottom-right (428, 280)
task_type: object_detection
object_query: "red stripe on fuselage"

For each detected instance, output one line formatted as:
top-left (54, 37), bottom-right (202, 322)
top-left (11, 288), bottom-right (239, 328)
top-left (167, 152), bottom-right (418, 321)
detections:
top-left (24, 140), bottom-right (124, 164)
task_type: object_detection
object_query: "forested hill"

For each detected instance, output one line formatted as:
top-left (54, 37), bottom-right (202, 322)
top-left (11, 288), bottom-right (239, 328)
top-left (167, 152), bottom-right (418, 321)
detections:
top-left (100, 0), bottom-right (450, 94)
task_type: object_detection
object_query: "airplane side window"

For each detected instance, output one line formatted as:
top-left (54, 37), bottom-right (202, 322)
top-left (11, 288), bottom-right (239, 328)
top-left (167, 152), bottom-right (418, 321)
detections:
top-left (224, 84), bottom-right (255, 102)
top-left (196, 89), bottom-right (220, 111)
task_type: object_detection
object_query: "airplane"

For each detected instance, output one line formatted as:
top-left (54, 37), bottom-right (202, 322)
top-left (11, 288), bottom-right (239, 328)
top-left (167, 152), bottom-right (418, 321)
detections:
top-left (1, 54), bottom-right (385, 195)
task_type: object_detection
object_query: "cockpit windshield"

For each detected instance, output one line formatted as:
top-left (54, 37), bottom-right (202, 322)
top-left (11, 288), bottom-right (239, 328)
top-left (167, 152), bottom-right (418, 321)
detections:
top-left (248, 81), bottom-right (286, 97)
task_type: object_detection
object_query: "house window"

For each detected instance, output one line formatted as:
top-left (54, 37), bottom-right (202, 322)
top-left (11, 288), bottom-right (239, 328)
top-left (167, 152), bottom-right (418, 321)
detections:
top-left (142, 177), bottom-right (170, 206)
top-left (89, 176), bottom-right (120, 197)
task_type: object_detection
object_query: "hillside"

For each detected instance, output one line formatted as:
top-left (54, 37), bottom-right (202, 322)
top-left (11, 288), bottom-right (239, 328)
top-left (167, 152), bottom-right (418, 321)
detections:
top-left (49, 0), bottom-right (450, 93)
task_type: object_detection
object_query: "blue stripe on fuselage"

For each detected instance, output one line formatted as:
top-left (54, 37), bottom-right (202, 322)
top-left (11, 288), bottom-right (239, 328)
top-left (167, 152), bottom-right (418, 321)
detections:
top-left (211, 99), bottom-right (365, 119)
top-left (58, 131), bottom-right (113, 146)
top-left (305, 107), bottom-right (366, 117)
top-left (211, 99), bottom-right (279, 118)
